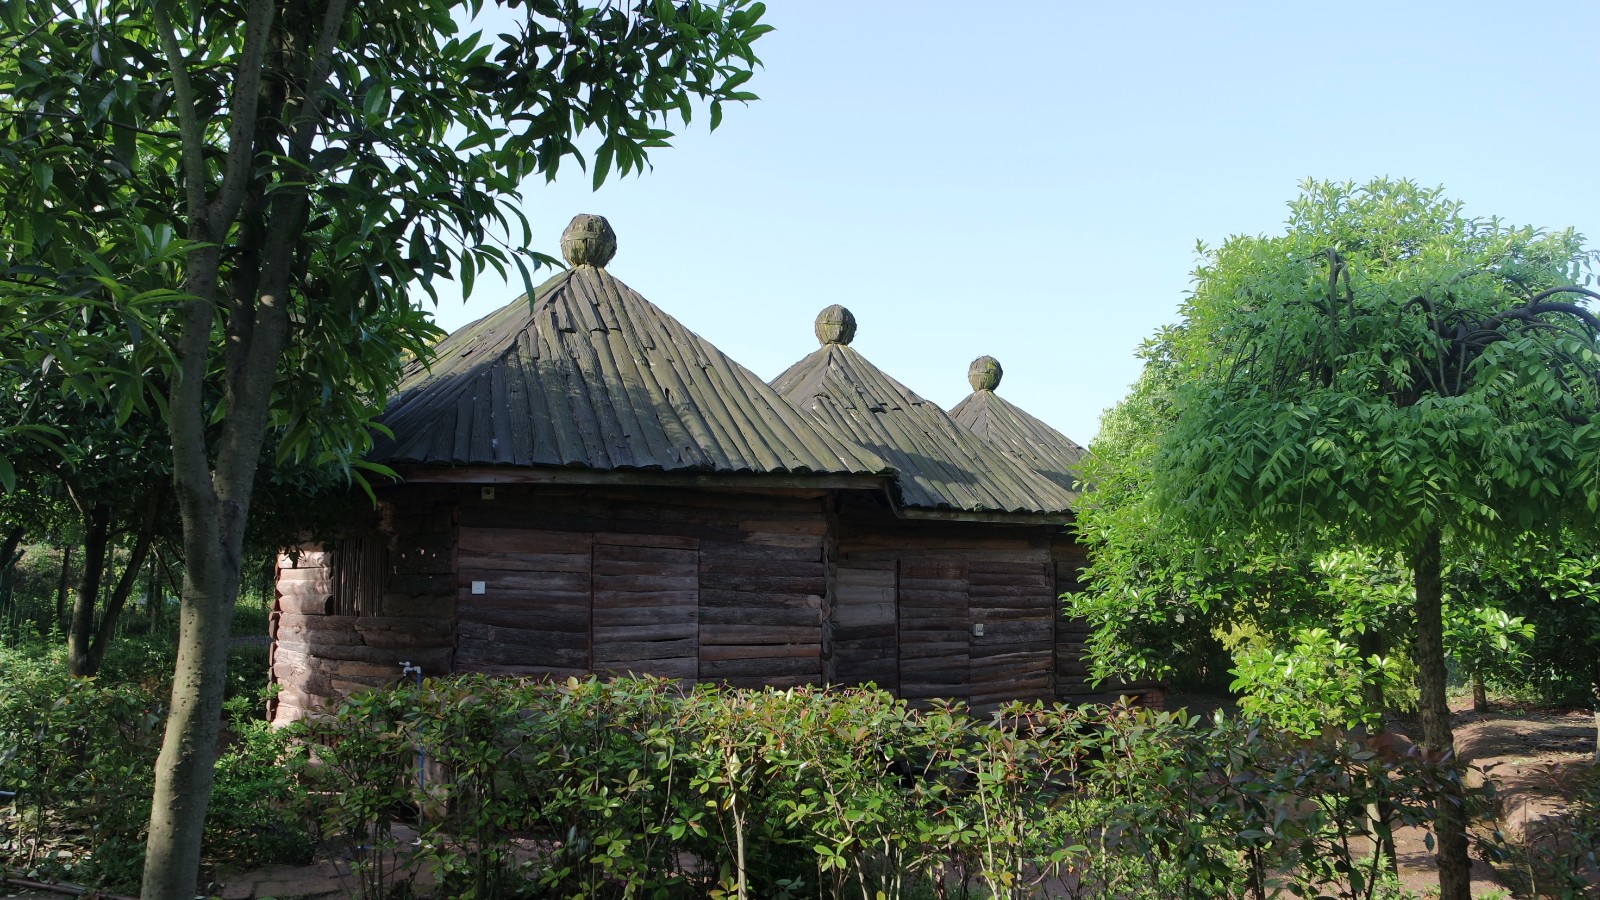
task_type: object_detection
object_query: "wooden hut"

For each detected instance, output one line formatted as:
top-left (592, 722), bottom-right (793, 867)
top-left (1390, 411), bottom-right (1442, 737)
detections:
top-left (269, 215), bottom-right (1153, 723)
top-left (951, 357), bottom-right (1162, 707)
top-left (270, 215), bottom-right (890, 724)
top-left (771, 308), bottom-right (1104, 710)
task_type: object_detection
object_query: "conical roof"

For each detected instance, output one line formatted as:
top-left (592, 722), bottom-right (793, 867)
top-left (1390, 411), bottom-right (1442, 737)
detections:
top-left (950, 355), bottom-right (1085, 500)
top-left (771, 307), bottom-right (1077, 517)
top-left (370, 216), bottom-right (888, 477)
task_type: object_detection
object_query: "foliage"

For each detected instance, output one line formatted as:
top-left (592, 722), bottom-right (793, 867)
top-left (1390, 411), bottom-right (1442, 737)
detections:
top-left (1156, 177), bottom-right (1600, 553)
top-left (1487, 537), bottom-right (1600, 708)
top-left (0, 633), bottom-right (305, 892)
top-left (5, 1), bottom-right (774, 891)
top-left (1098, 178), bottom-right (1600, 898)
top-left (293, 675), bottom-right (1485, 900)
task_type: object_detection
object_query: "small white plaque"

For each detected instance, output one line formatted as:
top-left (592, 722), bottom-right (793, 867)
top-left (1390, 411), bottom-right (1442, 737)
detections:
top-left (471, 580), bottom-right (487, 595)
top-left (972, 623), bottom-right (985, 637)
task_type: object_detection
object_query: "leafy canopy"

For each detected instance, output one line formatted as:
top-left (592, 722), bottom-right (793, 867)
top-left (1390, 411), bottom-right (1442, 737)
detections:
top-left (1155, 178), bottom-right (1600, 554)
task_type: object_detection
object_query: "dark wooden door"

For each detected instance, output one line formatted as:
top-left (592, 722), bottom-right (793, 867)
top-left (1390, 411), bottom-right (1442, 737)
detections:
top-left (455, 527), bottom-right (593, 677)
top-left (897, 558), bottom-right (969, 702)
top-left (591, 533), bottom-right (699, 680)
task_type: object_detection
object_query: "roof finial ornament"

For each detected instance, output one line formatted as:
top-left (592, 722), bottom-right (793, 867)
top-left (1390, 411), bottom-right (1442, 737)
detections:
top-left (968, 356), bottom-right (1002, 392)
top-left (815, 304), bottom-right (856, 345)
top-left (561, 214), bottom-right (617, 267)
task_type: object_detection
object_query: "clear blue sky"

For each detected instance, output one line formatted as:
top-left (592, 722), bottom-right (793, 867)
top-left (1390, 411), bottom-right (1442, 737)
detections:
top-left (430, 0), bottom-right (1600, 445)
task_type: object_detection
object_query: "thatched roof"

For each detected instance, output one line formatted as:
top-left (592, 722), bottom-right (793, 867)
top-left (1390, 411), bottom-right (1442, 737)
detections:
top-left (770, 307), bottom-right (1077, 518)
top-left (950, 356), bottom-right (1085, 500)
top-left (369, 216), bottom-right (889, 477)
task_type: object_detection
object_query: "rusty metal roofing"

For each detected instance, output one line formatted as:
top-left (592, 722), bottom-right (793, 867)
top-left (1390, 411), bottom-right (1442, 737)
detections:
top-left (369, 255), bottom-right (889, 477)
top-left (951, 370), bottom-right (1085, 502)
top-left (770, 308), bottom-right (1077, 517)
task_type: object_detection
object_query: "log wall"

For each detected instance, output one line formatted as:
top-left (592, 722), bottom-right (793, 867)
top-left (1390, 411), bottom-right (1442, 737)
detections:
top-left (270, 491), bottom-right (456, 726)
top-left (829, 500), bottom-right (1057, 713)
top-left (271, 484), bottom-right (1161, 721)
top-left (454, 485), bottom-right (828, 689)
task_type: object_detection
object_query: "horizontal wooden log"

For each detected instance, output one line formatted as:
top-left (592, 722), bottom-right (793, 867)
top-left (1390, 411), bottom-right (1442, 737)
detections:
top-left (832, 624), bottom-right (896, 643)
top-left (355, 617), bottom-right (455, 649)
top-left (698, 590), bottom-right (820, 609)
top-left (716, 674), bottom-right (820, 690)
top-left (593, 543), bottom-right (697, 564)
top-left (276, 613), bottom-right (360, 640)
top-left (460, 569), bottom-right (589, 592)
top-left (742, 532), bottom-right (824, 550)
top-left (700, 656), bottom-right (820, 678)
top-left (594, 532), bottom-right (698, 550)
top-left (591, 559), bottom-right (698, 578)
top-left (460, 528), bottom-right (593, 554)
top-left (697, 558), bottom-right (822, 577)
top-left (698, 574), bottom-right (825, 594)
top-left (594, 639), bottom-right (697, 663)
top-left (592, 572), bottom-right (697, 592)
top-left (738, 519), bottom-right (826, 536)
top-left (698, 643), bottom-right (820, 661)
top-left (599, 658), bottom-right (697, 680)
top-left (276, 641), bottom-right (450, 669)
top-left (698, 605), bottom-right (820, 628)
top-left (700, 624), bottom-right (820, 645)
top-left (593, 623), bottom-right (698, 643)
top-left (462, 662), bottom-right (588, 680)
top-left (276, 593), bottom-right (333, 616)
top-left (457, 609), bottom-right (588, 634)
top-left (277, 566), bottom-right (331, 586)
top-left (593, 589), bottom-right (698, 609)
top-left (459, 550), bottom-right (591, 573)
top-left (834, 609), bottom-right (894, 631)
top-left (594, 605), bottom-right (698, 626)
top-left (833, 663), bottom-right (897, 683)
top-left (380, 594), bottom-right (455, 618)
top-left (455, 642), bottom-right (588, 669)
top-left (699, 540), bottom-right (821, 562)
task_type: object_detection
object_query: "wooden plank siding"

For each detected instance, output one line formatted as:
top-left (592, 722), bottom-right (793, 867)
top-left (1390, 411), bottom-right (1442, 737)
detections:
top-left (271, 484), bottom-right (1144, 723)
top-left (898, 559), bottom-right (970, 702)
top-left (453, 485), bottom-right (829, 690)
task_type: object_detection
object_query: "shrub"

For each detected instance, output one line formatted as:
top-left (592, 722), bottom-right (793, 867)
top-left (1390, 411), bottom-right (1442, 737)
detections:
top-left (296, 676), bottom-right (1482, 900)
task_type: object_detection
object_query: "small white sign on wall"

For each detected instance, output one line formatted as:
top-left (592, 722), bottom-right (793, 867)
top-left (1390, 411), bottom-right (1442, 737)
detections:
top-left (471, 580), bottom-right (486, 595)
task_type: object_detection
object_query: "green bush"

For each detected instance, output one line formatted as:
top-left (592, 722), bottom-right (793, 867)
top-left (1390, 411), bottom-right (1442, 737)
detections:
top-left (295, 676), bottom-right (1482, 900)
top-left (0, 641), bottom-right (312, 892)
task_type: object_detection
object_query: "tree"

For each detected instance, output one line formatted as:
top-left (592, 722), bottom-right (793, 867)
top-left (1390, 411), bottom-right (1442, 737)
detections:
top-left (1148, 178), bottom-right (1600, 899)
top-left (2, 2), bottom-right (772, 896)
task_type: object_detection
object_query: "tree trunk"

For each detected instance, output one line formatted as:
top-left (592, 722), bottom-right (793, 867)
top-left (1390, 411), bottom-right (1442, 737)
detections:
top-left (55, 543), bottom-right (72, 632)
top-left (0, 526), bottom-right (24, 620)
top-left (1411, 526), bottom-right (1472, 900)
top-left (1471, 673), bottom-right (1487, 713)
top-left (1592, 680), bottom-right (1599, 765)
top-left (83, 492), bottom-right (164, 675)
top-left (1357, 627), bottom-right (1398, 874)
top-left (67, 503), bottom-right (111, 676)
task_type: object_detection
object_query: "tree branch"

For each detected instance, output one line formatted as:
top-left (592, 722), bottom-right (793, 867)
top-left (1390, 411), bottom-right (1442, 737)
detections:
top-left (207, 0), bottom-right (279, 227)
top-left (151, 4), bottom-right (209, 223)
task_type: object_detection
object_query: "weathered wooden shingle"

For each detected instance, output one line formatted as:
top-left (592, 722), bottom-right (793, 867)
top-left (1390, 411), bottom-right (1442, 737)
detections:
top-left (370, 227), bottom-right (888, 477)
top-left (951, 356), bottom-right (1085, 501)
top-left (770, 307), bottom-right (1077, 517)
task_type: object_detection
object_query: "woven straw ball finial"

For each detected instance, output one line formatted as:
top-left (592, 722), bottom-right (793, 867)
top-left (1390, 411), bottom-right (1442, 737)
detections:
top-left (815, 304), bottom-right (857, 345)
top-left (561, 214), bottom-right (617, 267)
top-left (968, 356), bottom-right (1002, 392)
